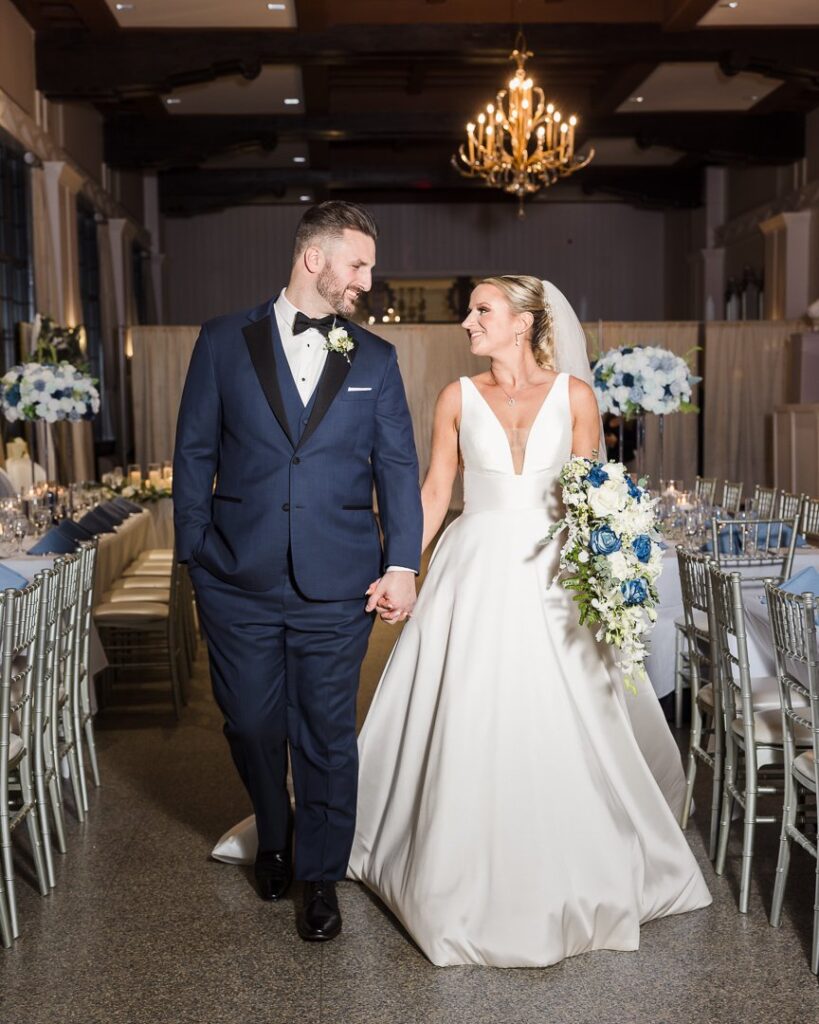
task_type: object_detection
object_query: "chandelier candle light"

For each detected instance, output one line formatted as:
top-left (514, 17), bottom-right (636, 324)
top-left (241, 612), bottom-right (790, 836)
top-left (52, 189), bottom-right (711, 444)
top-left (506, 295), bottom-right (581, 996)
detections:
top-left (453, 33), bottom-right (594, 216)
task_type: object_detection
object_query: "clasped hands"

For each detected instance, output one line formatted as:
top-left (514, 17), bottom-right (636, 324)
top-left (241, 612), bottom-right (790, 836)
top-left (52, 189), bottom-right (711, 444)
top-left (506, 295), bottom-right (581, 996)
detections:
top-left (365, 570), bottom-right (417, 624)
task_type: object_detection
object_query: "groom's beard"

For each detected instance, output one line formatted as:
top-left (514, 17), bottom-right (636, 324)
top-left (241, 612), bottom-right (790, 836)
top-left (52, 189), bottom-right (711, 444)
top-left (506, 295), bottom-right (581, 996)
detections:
top-left (316, 264), bottom-right (364, 317)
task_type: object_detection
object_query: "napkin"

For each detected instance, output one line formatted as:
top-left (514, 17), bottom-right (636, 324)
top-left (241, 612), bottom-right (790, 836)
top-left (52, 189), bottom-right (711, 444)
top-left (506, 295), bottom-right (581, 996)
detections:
top-left (78, 509), bottom-right (117, 535)
top-left (0, 564), bottom-right (31, 590)
top-left (96, 503), bottom-right (127, 524)
top-left (109, 497), bottom-right (142, 514)
top-left (780, 565), bottom-right (819, 597)
top-left (27, 525), bottom-right (78, 555)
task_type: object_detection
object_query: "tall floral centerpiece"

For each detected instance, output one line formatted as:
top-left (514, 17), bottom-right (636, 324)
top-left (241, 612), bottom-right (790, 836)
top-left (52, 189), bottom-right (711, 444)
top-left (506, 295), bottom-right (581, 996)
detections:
top-left (591, 345), bottom-right (699, 483)
top-left (0, 315), bottom-right (100, 483)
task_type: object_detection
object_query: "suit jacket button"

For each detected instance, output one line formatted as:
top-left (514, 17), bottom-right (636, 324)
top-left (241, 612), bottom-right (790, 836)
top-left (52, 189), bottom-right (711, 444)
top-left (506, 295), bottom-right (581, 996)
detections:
top-left (282, 502), bottom-right (290, 511)
top-left (292, 457), bottom-right (301, 465)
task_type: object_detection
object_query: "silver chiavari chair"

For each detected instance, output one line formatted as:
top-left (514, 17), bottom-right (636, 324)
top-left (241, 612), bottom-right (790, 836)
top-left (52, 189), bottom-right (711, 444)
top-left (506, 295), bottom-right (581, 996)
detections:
top-left (95, 555), bottom-right (186, 718)
top-left (0, 579), bottom-right (49, 942)
top-left (711, 565), bottom-right (806, 913)
top-left (54, 554), bottom-right (86, 821)
top-left (30, 566), bottom-right (65, 890)
top-left (767, 583), bottom-right (819, 973)
top-left (694, 476), bottom-right (718, 507)
top-left (677, 548), bottom-right (722, 857)
top-left (710, 514), bottom-right (799, 586)
top-left (721, 480), bottom-right (744, 517)
top-left (777, 491), bottom-right (805, 524)
top-left (753, 485), bottom-right (777, 519)
top-left (800, 495), bottom-right (819, 542)
top-left (74, 540), bottom-right (101, 798)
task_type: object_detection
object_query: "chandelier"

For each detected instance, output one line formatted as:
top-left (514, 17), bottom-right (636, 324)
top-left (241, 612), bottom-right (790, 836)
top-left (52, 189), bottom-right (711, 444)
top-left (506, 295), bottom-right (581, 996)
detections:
top-left (453, 33), bottom-right (594, 215)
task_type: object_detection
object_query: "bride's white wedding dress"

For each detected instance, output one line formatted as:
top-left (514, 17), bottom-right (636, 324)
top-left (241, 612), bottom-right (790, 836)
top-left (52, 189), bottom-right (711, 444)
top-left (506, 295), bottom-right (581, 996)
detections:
top-left (346, 373), bottom-right (711, 968)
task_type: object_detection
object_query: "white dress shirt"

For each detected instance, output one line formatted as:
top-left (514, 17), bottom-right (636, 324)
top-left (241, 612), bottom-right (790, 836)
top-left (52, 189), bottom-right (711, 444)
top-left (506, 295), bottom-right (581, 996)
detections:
top-left (274, 288), bottom-right (329, 406)
top-left (273, 288), bottom-right (414, 576)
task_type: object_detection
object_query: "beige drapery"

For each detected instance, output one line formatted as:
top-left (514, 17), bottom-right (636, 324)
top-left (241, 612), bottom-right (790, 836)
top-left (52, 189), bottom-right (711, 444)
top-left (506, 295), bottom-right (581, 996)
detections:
top-left (703, 321), bottom-right (802, 488)
top-left (583, 321), bottom-right (701, 488)
top-left (129, 320), bottom-right (797, 502)
top-left (30, 168), bottom-right (60, 320)
top-left (130, 326), bottom-right (199, 467)
top-left (96, 222), bottom-right (120, 442)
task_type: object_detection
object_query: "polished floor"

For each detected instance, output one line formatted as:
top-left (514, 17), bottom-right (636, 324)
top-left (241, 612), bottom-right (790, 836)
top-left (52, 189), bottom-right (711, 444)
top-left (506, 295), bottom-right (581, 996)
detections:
top-left (4, 616), bottom-right (819, 1024)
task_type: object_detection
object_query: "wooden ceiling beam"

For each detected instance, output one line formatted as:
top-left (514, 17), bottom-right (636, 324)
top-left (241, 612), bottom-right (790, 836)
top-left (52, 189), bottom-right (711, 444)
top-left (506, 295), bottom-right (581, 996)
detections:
top-left (105, 111), bottom-right (803, 169)
top-left (36, 24), bottom-right (819, 99)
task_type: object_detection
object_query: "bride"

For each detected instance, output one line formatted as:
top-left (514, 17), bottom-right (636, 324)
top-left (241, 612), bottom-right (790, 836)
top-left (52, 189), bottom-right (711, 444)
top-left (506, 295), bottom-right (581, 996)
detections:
top-left (345, 275), bottom-right (711, 967)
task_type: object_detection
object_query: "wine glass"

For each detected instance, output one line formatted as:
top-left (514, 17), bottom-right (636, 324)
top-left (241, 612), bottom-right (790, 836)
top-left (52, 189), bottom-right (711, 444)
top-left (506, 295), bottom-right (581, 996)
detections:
top-left (12, 514), bottom-right (30, 555)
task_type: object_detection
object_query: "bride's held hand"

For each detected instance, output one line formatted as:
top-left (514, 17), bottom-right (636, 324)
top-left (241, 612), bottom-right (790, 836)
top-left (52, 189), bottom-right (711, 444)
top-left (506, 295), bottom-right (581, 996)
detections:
top-left (365, 571), bottom-right (417, 624)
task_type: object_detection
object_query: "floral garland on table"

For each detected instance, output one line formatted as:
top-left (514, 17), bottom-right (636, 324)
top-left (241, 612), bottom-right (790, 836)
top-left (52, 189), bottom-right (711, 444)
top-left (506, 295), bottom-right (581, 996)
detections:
top-left (99, 477), bottom-right (172, 504)
top-left (592, 345), bottom-right (700, 417)
top-left (546, 457), bottom-right (664, 691)
top-left (0, 315), bottom-right (100, 424)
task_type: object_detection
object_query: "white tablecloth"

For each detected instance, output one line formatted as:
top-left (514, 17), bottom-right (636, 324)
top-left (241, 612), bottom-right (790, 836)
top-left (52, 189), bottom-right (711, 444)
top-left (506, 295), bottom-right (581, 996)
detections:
top-left (1, 508), bottom-right (155, 682)
top-left (646, 545), bottom-right (819, 698)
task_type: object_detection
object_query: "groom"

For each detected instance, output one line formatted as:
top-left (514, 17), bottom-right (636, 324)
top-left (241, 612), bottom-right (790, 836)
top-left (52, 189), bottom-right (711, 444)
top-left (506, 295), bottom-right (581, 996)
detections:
top-left (173, 201), bottom-right (422, 941)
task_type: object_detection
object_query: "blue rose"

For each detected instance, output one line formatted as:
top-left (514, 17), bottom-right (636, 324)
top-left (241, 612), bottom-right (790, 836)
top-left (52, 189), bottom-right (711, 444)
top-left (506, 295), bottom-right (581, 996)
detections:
top-left (621, 347), bottom-right (633, 355)
top-left (586, 465), bottom-right (609, 488)
top-left (590, 526), bottom-right (622, 556)
top-left (626, 476), bottom-right (642, 502)
top-left (6, 384), bottom-right (20, 405)
top-left (622, 372), bottom-right (634, 387)
top-left (632, 535), bottom-right (652, 563)
top-left (621, 578), bottom-right (649, 606)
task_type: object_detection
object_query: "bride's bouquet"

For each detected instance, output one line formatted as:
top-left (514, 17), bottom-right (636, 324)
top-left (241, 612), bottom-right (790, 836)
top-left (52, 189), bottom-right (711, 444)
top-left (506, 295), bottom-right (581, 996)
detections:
top-left (546, 457), bottom-right (664, 690)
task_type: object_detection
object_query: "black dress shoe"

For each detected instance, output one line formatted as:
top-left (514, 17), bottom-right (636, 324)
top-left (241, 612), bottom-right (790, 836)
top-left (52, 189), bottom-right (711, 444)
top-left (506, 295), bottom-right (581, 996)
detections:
top-left (254, 849), bottom-right (292, 901)
top-left (297, 881), bottom-right (342, 941)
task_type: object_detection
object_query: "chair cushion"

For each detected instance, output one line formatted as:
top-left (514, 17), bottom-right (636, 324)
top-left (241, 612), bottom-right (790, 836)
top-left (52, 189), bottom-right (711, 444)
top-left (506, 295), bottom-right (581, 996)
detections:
top-left (142, 548), bottom-right (173, 558)
top-left (731, 708), bottom-right (813, 747)
top-left (94, 602), bottom-right (169, 622)
top-left (122, 564), bottom-right (172, 577)
top-left (101, 589), bottom-right (170, 604)
top-left (111, 577), bottom-right (171, 590)
top-left (697, 684), bottom-right (714, 710)
top-left (7, 733), bottom-right (23, 762)
top-left (793, 750), bottom-right (817, 788)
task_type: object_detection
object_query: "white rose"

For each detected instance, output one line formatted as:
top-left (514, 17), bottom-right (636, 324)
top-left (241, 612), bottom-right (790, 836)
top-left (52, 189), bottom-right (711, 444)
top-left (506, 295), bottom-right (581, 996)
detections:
top-left (606, 551), bottom-right (631, 581)
top-left (588, 479), bottom-right (627, 517)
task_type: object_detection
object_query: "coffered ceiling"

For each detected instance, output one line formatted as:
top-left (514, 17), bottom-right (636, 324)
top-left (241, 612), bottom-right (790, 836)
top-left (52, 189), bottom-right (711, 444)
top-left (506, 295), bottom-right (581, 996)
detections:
top-left (10, 0), bottom-right (819, 215)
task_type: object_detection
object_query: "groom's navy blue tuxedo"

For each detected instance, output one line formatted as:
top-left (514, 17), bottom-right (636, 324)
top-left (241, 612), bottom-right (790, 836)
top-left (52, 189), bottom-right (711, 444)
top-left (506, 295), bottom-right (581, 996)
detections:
top-left (173, 294), bottom-right (422, 879)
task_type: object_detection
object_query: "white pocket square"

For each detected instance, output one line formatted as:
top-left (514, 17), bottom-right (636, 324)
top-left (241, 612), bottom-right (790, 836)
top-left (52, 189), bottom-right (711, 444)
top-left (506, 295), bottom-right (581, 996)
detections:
top-left (347, 386), bottom-right (372, 392)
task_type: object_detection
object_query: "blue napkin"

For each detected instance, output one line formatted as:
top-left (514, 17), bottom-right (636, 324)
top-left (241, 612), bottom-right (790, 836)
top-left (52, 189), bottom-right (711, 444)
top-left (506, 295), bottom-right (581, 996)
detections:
top-left (78, 509), bottom-right (117, 535)
top-left (109, 497), bottom-right (142, 515)
top-left (704, 521), bottom-right (807, 555)
top-left (59, 519), bottom-right (95, 543)
top-left (96, 503), bottom-right (127, 524)
top-left (780, 566), bottom-right (819, 597)
top-left (0, 564), bottom-right (30, 590)
top-left (27, 524), bottom-right (79, 555)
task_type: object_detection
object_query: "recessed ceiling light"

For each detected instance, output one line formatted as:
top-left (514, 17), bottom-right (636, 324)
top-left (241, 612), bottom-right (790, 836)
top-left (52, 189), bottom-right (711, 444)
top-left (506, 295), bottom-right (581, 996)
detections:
top-left (115, 2), bottom-right (134, 9)
top-left (284, 98), bottom-right (300, 106)
top-left (721, 1), bottom-right (739, 7)
top-left (165, 97), bottom-right (181, 105)
top-left (292, 156), bottom-right (306, 163)
top-left (630, 96), bottom-right (645, 103)
top-left (299, 195), bottom-right (311, 202)
top-left (267, 2), bottom-right (286, 8)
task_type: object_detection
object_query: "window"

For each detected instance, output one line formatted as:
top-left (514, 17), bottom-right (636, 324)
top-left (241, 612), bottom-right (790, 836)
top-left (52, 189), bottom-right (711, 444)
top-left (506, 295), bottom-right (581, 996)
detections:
top-left (77, 198), bottom-right (113, 442)
top-left (0, 132), bottom-right (33, 371)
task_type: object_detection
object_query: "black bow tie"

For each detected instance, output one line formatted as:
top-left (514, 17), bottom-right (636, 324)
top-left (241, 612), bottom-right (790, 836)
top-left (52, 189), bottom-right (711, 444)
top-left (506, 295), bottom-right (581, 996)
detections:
top-left (292, 312), bottom-right (340, 339)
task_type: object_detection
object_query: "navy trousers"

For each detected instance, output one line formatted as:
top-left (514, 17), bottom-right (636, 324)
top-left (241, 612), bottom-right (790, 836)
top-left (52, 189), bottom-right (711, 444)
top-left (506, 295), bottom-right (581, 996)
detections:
top-left (190, 556), bottom-right (374, 880)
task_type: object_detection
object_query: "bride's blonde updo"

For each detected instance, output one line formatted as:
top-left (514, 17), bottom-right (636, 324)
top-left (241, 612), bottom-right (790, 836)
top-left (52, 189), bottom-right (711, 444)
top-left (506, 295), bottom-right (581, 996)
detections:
top-left (480, 275), bottom-right (555, 369)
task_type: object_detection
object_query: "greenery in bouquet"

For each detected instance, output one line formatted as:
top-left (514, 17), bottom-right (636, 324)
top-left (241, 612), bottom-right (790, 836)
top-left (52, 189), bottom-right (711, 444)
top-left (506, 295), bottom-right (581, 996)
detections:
top-left (546, 456), bottom-right (664, 690)
top-left (592, 345), bottom-right (700, 418)
top-left (0, 315), bottom-right (100, 424)
top-left (99, 476), bottom-right (172, 504)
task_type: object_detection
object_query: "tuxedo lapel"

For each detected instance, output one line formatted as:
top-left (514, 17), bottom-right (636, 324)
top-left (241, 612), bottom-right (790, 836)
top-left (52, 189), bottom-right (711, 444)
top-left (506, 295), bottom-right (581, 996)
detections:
top-left (242, 312), bottom-right (295, 448)
top-left (298, 341), bottom-right (359, 450)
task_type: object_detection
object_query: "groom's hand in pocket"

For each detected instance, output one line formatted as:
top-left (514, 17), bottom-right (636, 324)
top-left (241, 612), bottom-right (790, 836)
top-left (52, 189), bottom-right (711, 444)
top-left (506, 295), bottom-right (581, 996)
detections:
top-left (365, 571), bottom-right (417, 624)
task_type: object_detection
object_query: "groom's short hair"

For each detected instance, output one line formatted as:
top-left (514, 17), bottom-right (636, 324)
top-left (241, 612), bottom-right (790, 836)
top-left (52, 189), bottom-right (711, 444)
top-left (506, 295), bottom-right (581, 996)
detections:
top-left (293, 201), bottom-right (379, 260)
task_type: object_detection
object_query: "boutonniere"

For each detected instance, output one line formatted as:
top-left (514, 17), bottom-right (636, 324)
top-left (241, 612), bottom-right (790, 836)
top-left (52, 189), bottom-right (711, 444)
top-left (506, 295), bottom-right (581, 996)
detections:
top-left (325, 323), bottom-right (355, 364)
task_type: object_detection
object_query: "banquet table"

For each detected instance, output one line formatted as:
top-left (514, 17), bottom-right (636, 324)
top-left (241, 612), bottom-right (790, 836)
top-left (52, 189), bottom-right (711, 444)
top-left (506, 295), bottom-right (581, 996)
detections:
top-left (0, 508), bottom-right (155, 684)
top-left (646, 543), bottom-right (819, 699)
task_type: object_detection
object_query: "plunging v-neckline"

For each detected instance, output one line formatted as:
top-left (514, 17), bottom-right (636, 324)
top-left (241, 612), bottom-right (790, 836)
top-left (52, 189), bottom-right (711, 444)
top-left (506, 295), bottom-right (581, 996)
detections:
top-left (465, 373), bottom-right (564, 476)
